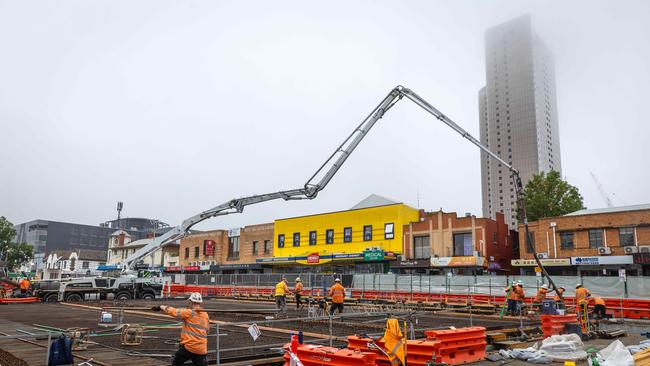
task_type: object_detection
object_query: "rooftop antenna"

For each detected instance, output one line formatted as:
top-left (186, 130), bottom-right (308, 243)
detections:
top-left (117, 202), bottom-right (123, 228)
top-left (417, 188), bottom-right (420, 209)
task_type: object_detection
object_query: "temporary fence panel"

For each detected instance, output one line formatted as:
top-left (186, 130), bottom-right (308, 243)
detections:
top-left (627, 277), bottom-right (650, 299)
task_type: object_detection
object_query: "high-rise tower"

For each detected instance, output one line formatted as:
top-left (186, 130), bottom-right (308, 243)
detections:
top-left (480, 15), bottom-right (562, 228)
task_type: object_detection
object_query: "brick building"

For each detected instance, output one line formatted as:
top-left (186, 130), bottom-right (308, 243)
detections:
top-left (396, 210), bottom-right (517, 274)
top-left (177, 223), bottom-right (274, 274)
top-left (516, 204), bottom-right (650, 276)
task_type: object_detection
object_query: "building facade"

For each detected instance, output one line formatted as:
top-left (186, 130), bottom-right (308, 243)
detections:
top-left (516, 204), bottom-right (650, 276)
top-left (105, 230), bottom-right (179, 270)
top-left (480, 15), bottom-right (562, 228)
top-left (396, 211), bottom-right (517, 274)
top-left (264, 195), bottom-right (420, 273)
top-left (176, 223), bottom-right (274, 274)
top-left (43, 249), bottom-right (106, 279)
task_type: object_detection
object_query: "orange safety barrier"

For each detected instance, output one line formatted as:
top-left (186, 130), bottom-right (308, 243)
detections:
top-left (0, 297), bottom-right (39, 304)
top-left (347, 336), bottom-right (439, 366)
top-left (424, 327), bottom-right (487, 365)
top-left (284, 343), bottom-right (377, 366)
top-left (540, 314), bottom-right (578, 338)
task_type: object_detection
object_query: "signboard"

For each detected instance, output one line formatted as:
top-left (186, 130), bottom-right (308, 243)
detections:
top-left (164, 266), bottom-right (182, 272)
top-left (511, 258), bottom-right (571, 267)
top-left (618, 268), bottom-right (626, 279)
top-left (204, 240), bottom-right (215, 256)
top-left (307, 253), bottom-right (320, 264)
top-left (228, 228), bottom-right (241, 237)
top-left (248, 324), bottom-right (261, 341)
top-left (184, 266), bottom-right (200, 271)
top-left (431, 256), bottom-right (485, 267)
top-left (633, 253), bottom-right (650, 264)
top-left (390, 259), bottom-right (430, 268)
top-left (570, 255), bottom-right (634, 266)
top-left (364, 249), bottom-right (385, 261)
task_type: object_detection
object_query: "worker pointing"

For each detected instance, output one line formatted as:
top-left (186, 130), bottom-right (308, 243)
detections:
top-left (152, 292), bottom-right (209, 366)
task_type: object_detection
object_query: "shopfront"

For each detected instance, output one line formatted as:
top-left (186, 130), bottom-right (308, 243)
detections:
top-left (430, 256), bottom-right (487, 275)
top-left (570, 255), bottom-right (640, 276)
top-left (511, 258), bottom-right (573, 275)
top-left (256, 250), bottom-right (397, 274)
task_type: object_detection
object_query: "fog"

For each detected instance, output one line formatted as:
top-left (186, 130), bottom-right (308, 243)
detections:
top-left (1, 0), bottom-right (648, 230)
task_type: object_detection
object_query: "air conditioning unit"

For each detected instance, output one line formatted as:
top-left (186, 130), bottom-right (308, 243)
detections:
top-left (624, 246), bottom-right (638, 254)
top-left (640, 245), bottom-right (650, 253)
top-left (538, 252), bottom-right (549, 259)
top-left (598, 247), bottom-right (612, 255)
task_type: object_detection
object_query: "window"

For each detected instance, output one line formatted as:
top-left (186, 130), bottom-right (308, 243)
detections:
top-left (194, 247), bottom-right (199, 258)
top-left (309, 231), bottom-right (317, 245)
top-left (326, 229), bottom-right (334, 244)
top-left (184, 247), bottom-right (190, 258)
top-left (263, 240), bottom-right (271, 254)
top-left (344, 227), bottom-right (352, 243)
top-left (413, 236), bottom-right (430, 259)
top-left (588, 229), bottom-right (603, 248)
top-left (452, 232), bottom-right (473, 256)
top-left (293, 233), bottom-right (300, 247)
top-left (619, 227), bottom-right (635, 246)
top-left (228, 236), bottom-right (240, 259)
top-left (82, 261), bottom-right (89, 269)
top-left (560, 232), bottom-right (574, 250)
top-left (384, 223), bottom-right (395, 239)
top-left (278, 234), bottom-right (285, 248)
top-left (252, 241), bottom-right (259, 255)
top-left (363, 225), bottom-right (372, 241)
top-left (492, 231), bottom-right (498, 244)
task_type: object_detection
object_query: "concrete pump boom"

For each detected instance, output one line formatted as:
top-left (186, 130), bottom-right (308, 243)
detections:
top-left (121, 85), bottom-right (562, 300)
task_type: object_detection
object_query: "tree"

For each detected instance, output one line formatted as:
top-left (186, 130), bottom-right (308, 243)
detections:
top-left (0, 216), bottom-right (33, 271)
top-left (521, 170), bottom-right (585, 222)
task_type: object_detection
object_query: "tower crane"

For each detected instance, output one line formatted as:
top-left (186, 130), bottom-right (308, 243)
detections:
top-left (118, 85), bottom-right (563, 301)
top-left (590, 172), bottom-right (615, 208)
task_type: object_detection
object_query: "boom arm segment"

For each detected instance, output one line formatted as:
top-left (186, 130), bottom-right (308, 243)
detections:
top-left (121, 84), bottom-right (561, 301)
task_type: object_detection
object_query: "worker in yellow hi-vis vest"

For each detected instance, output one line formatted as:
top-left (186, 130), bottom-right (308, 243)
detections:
top-left (274, 277), bottom-right (291, 317)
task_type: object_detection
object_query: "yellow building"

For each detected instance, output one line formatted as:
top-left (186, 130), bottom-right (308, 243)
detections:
top-left (259, 194), bottom-right (420, 272)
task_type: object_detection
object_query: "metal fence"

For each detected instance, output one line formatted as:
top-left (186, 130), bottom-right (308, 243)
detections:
top-left (175, 273), bottom-right (650, 300)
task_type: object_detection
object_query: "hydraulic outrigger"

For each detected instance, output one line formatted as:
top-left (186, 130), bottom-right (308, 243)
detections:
top-left (119, 85), bottom-right (563, 301)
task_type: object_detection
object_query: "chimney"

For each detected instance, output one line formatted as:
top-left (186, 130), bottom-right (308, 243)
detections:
top-left (118, 233), bottom-right (125, 247)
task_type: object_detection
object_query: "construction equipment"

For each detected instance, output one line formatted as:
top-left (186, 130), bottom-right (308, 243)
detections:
top-left (120, 324), bottom-right (144, 346)
top-left (105, 85), bottom-right (557, 299)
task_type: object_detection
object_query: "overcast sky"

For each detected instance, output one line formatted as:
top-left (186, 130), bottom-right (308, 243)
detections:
top-left (1, 0), bottom-right (649, 231)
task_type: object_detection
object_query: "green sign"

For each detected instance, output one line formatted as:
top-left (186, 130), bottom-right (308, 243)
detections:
top-left (364, 250), bottom-right (384, 261)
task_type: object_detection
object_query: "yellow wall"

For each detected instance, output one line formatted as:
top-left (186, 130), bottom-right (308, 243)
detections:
top-left (274, 203), bottom-right (420, 258)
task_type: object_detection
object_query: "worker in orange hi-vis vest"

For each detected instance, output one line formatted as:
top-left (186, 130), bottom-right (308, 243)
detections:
top-left (328, 278), bottom-right (345, 315)
top-left (575, 284), bottom-right (591, 319)
top-left (591, 297), bottom-right (607, 319)
top-left (19, 277), bottom-right (31, 295)
top-left (294, 277), bottom-right (304, 310)
top-left (152, 292), bottom-right (209, 366)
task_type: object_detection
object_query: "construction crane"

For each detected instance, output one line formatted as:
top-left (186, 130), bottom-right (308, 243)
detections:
top-left (590, 172), bottom-right (614, 208)
top-left (119, 85), bottom-right (562, 300)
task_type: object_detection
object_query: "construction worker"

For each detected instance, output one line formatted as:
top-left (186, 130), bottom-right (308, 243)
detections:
top-left (591, 297), bottom-right (607, 320)
top-left (328, 278), bottom-right (345, 315)
top-left (294, 277), bottom-right (304, 309)
top-left (533, 284), bottom-right (549, 311)
top-left (19, 277), bottom-right (31, 296)
top-left (554, 286), bottom-right (566, 309)
top-left (512, 281), bottom-right (525, 315)
top-left (575, 284), bottom-right (591, 318)
top-left (274, 277), bottom-right (290, 317)
top-left (504, 281), bottom-right (523, 315)
top-left (152, 292), bottom-right (209, 366)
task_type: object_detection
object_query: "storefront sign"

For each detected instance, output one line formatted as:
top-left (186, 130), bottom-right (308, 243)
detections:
top-left (570, 255), bottom-right (634, 266)
top-left (511, 258), bottom-right (571, 267)
top-left (307, 253), bottom-right (320, 264)
top-left (431, 256), bottom-right (485, 267)
top-left (228, 228), bottom-right (241, 237)
top-left (184, 266), bottom-right (200, 271)
top-left (204, 240), bottom-right (215, 256)
top-left (390, 259), bottom-right (430, 268)
top-left (211, 263), bottom-right (262, 270)
top-left (363, 249), bottom-right (385, 261)
top-left (164, 266), bottom-right (182, 272)
top-left (633, 253), bottom-right (650, 265)
top-left (618, 268), bottom-right (626, 279)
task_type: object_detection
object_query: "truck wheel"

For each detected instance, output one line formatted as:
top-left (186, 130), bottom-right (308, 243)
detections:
top-left (45, 294), bottom-right (59, 302)
top-left (65, 293), bottom-right (83, 302)
top-left (141, 292), bottom-right (155, 300)
top-left (116, 292), bottom-right (132, 300)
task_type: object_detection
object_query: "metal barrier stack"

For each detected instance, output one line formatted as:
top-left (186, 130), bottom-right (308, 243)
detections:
top-left (424, 327), bottom-right (487, 365)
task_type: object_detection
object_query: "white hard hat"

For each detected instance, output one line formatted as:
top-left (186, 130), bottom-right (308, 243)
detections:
top-left (334, 278), bottom-right (341, 282)
top-left (575, 284), bottom-right (582, 289)
top-left (295, 277), bottom-right (301, 282)
top-left (189, 292), bottom-right (203, 303)
top-left (541, 284), bottom-right (549, 290)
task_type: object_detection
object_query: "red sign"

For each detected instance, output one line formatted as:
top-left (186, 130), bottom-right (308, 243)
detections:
top-left (204, 240), bottom-right (215, 256)
top-left (307, 253), bottom-right (320, 264)
top-left (184, 266), bottom-right (200, 271)
top-left (165, 266), bottom-right (181, 272)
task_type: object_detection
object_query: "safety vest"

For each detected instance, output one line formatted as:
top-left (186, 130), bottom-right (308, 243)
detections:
top-left (163, 306), bottom-right (210, 355)
top-left (275, 281), bottom-right (288, 297)
top-left (329, 283), bottom-right (345, 304)
top-left (593, 297), bottom-right (606, 306)
top-left (554, 289), bottom-right (565, 301)
top-left (575, 287), bottom-right (590, 305)
top-left (294, 282), bottom-right (303, 295)
top-left (20, 279), bottom-right (30, 290)
top-left (534, 288), bottom-right (548, 302)
top-left (382, 319), bottom-right (405, 366)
